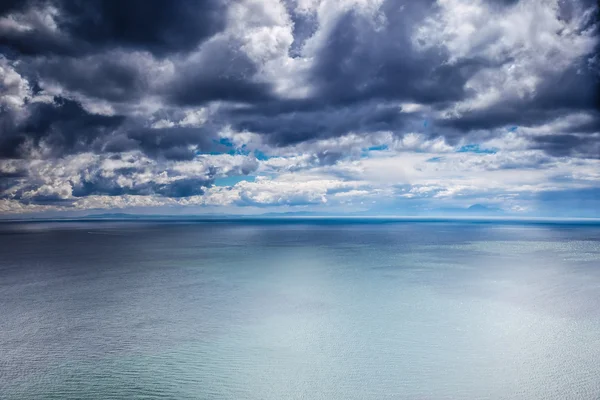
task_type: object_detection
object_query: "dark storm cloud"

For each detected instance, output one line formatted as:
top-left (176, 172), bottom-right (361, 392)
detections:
top-left (438, 63), bottom-right (600, 133)
top-left (531, 134), bottom-right (600, 159)
top-left (0, 0), bottom-right (226, 57)
top-left (4, 175), bottom-right (211, 204)
top-left (211, 1), bottom-right (456, 144)
top-left (220, 1), bottom-right (497, 145)
top-left (0, 94), bottom-right (226, 161)
top-left (4, 0), bottom-right (451, 153)
top-left (59, 0), bottom-right (225, 56)
top-left (230, 101), bottom-right (412, 146)
top-left (0, 155), bottom-right (216, 203)
top-left (17, 193), bottom-right (74, 206)
top-left (0, 169), bottom-right (26, 179)
top-left (309, 2), bottom-right (476, 106)
top-left (0, 161), bottom-right (27, 201)
top-left (33, 55), bottom-right (151, 102)
top-left (0, 0), bottom-right (29, 15)
top-left (71, 175), bottom-right (210, 198)
top-left (487, 0), bottom-right (520, 6)
top-left (167, 39), bottom-right (274, 106)
top-left (4, 0), bottom-right (598, 158)
top-left (0, 96), bottom-right (124, 159)
top-left (126, 127), bottom-right (217, 161)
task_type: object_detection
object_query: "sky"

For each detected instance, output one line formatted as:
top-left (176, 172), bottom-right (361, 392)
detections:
top-left (0, 0), bottom-right (599, 217)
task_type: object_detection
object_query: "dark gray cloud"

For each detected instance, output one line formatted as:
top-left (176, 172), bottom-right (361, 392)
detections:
top-left (4, 0), bottom-right (597, 152)
top-left (229, 101), bottom-right (413, 146)
top-left (126, 126), bottom-right (216, 161)
top-left (438, 63), bottom-right (600, 134)
top-left (59, 0), bottom-right (225, 55)
top-left (309, 2), bottom-right (476, 106)
top-left (5, 173), bottom-right (212, 204)
top-left (0, 93), bottom-right (232, 161)
top-left (0, 0), bottom-right (29, 15)
top-left (71, 175), bottom-right (210, 199)
top-left (32, 55), bottom-right (151, 102)
top-left (531, 133), bottom-right (600, 158)
top-left (1, 96), bottom-right (125, 159)
top-left (0, 152), bottom-right (222, 203)
top-left (0, 0), bottom-right (226, 57)
top-left (166, 39), bottom-right (274, 106)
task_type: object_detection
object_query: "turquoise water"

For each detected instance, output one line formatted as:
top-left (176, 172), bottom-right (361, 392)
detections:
top-left (1, 221), bottom-right (600, 399)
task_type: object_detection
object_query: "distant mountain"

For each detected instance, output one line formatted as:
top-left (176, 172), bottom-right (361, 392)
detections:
top-left (3, 205), bottom-right (507, 222)
top-left (82, 207), bottom-right (503, 220)
top-left (81, 213), bottom-right (231, 220)
top-left (258, 211), bottom-right (335, 217)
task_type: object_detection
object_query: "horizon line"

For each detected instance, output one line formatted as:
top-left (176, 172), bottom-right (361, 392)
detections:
top-left (2, 215), bottom-right (600, 224)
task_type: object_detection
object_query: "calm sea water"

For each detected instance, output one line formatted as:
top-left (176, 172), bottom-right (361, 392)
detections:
top-left (1, 221), bottom-right (600, 399)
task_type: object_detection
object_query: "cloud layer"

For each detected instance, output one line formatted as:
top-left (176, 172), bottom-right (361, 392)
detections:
top-left (0, 0), bottom-right (599, 216)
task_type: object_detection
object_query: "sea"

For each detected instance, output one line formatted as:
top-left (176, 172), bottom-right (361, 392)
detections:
top-left (1, 219), bottom-right (600, 399)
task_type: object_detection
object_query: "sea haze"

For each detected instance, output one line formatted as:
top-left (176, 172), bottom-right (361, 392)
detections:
top-left (1, 221), bottom-right (600, 399)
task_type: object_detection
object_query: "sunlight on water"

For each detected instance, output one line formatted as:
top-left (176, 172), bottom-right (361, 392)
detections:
top-left (1, 222), bottom-right (599, 399)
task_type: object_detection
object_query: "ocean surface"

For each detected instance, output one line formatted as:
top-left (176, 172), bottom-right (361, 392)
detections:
top-left (1, 220), bottom-right (600, 399)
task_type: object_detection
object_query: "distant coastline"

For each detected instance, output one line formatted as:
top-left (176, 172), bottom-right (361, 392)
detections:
top-left (2, 214), bottom-right (600, 226)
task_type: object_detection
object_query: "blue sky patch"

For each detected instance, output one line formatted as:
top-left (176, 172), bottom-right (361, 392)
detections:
top-left (214, 176), bottom-right (256, 187)
top-left (217, 137), bottom-right (234, 147)
top-left (367, 144), bottom-right (389, 152)
top-left (254, 150), bottom-right (271, 160)
top-left (361, 144), bottom-right (389, 158)
top-left (457, 144), bottom-right (497, 154)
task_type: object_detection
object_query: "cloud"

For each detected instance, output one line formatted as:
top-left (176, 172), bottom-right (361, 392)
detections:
top-left (203, 174), bottom-right (369, 207)
top-left (309, 1), bottom-right (476, 106)
top-left (425, 0), bottom-right (600, 138)
top-left (1, 95), bottom-right (125, 159)
top-left (0, 0), bottom-right (598, 216)
top-left (0, 152), bottom-right (259, 205)
top-left (166, 38), bottom-right (274, 106)
top-left (0, 0), bottom-right (226, 56)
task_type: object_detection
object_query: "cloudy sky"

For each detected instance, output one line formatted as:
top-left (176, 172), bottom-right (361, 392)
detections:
top-left (0, 0), bottom-right (598, 217)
